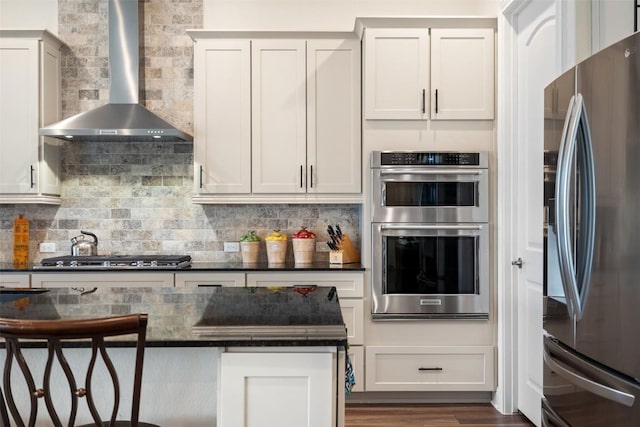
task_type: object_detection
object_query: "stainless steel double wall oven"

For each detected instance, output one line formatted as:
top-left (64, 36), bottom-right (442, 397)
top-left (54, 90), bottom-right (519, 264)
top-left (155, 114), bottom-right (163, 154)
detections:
top-left (371, 151), bottom-right (490, 319)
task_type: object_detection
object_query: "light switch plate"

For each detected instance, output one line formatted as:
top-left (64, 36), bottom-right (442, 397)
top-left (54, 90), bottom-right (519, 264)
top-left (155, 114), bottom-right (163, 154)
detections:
top-left (224, 242), bottom-right (240, 252)
top-left (39, 242), bottom-right (56, 253)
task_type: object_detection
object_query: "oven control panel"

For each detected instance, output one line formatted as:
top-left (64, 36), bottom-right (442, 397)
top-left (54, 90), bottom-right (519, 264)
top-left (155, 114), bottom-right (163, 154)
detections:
top-left (379, 152), bottom-right (481, 166)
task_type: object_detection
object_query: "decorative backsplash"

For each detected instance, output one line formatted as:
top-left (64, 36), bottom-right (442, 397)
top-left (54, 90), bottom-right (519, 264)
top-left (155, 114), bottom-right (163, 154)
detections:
top-left (0, 0), bottom-right (361, 264)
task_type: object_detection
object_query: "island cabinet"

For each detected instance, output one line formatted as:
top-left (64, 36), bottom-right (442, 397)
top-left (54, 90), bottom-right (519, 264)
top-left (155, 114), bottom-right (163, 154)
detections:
top-left (218, 350), bottom-right (341, 427)
top-left (0, 30), bottom-right (64, 204)
top-left (189, 31), bottom-right (361, 204)
top-left (363, 27), bottom-right (495, 120)
top-left (246, 271), bottom-right (364, 392)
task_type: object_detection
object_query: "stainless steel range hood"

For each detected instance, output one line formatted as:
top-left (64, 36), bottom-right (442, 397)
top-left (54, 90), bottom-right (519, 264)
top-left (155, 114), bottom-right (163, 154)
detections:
top-left (40, 0), bottom-right (193, 142)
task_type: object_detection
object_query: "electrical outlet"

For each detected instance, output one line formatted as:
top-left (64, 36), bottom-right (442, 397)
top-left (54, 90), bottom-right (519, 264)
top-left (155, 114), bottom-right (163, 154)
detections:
top-left (39, 242), bottom-right (56, 253)
top-left (224, 241), bottom-right (240, 252)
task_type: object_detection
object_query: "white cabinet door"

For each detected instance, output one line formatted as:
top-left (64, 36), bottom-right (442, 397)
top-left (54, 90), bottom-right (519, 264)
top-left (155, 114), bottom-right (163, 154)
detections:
top-left (251, 39), bottom-right (307, 194)
top-left (194, 39), bottom-right (251, 194)
top-left (0, 37), bottom-right (39, 194)
top-left (0, 31), bottom-right (62, 202)
top-left (306, 39), bottom-right (361, 194)
top-left (430, 28), bottom-right (495, 120)
top-left (363, 28), bottom-right (429, 120)
top-left (219, 352), bottom-right (335, 427)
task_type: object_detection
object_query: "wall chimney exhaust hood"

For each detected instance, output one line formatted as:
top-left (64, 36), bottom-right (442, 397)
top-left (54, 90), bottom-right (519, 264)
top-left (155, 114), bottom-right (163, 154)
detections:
top-left (40, 0), bottom-right (193, 142)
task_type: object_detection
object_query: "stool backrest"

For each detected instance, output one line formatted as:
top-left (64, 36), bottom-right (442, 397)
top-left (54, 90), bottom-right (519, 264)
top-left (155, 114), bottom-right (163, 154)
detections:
top-left (0, 313), bottom-right (148, 427)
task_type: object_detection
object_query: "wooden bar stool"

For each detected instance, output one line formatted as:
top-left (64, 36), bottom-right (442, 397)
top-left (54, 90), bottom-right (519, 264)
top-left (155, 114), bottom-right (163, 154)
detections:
top-left (0, 314), bottom-right (159, 427)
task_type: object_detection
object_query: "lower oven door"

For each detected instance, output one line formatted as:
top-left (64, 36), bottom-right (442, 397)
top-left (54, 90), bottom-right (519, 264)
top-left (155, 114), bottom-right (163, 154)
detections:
top-left (372, 222), bottom-right (489, 319)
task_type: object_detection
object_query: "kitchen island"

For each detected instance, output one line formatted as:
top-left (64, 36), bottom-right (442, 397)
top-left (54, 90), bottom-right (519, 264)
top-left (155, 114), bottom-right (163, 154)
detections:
top-left (0, 286), bottom-right (348, 427)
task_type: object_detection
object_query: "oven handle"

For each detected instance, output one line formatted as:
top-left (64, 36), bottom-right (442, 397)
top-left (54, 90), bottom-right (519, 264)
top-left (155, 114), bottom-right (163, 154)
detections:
top-left (380, 224), bottom-right (484, 231)
top-left (379, 169), bottom-right (484, 176)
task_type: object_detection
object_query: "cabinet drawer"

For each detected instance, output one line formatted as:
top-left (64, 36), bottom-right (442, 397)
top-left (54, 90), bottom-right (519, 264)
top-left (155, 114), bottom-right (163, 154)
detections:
top-left (31, 272), bottom-right (174, 288)
top-left (339, 299), bottom-right (363, 345)
top-left (365, 346), bottom-right (495, 391)
top-left (175, 272), bottom-right (245, 288)
top-left (347, 345), bottom-right (364, 393)
top-left (0, 272), bottom-right (30, 287)
top-left (246, 271), bottom-right (363, 298)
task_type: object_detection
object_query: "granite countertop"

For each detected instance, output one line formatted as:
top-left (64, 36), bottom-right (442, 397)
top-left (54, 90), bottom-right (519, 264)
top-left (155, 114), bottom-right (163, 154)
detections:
top-left (0, 286), bottom-right (347, 348)
top-left (0, 261), bottom-right (364, 272)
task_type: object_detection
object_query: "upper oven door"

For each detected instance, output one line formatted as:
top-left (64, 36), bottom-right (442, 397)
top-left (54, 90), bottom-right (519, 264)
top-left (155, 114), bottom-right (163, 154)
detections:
top-left (371, 167), bottom-right (489, 223)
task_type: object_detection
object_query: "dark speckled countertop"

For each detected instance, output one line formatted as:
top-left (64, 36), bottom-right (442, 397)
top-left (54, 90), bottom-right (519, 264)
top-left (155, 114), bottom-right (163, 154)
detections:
top-left (0, 261), bottom-right (364, 272)
top-left (0, 286), bottom-right (347, 348)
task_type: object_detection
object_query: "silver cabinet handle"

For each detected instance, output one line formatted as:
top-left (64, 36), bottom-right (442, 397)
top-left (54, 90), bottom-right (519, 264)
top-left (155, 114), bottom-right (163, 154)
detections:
top-left (199, 165), bottom-right (204, 189)
top-left (30, 165), bottom-right (35, 188)
top-left (543, 338), bottom-right (635, 407)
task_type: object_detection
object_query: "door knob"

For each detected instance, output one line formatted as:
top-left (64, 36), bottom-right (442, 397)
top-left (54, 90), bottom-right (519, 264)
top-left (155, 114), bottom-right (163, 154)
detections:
top-left (511, 257), bottom-right (523, 268)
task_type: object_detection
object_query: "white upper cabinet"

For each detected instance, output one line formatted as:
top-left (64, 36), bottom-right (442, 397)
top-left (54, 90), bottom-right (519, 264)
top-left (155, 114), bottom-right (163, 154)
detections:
top-left (0, 30), bottom-right (64, 204)
top-left (430, 28), bottom-right (494, 120)
top-left (364, 28), bottom-right (429, 120)
top-left (251, 40), bottom-right (307, 194)
top-left (190, 32), bottom-right (362, 203)
top-left (194, 39), bottom-right (251, 194)
top-left (306, 39), bottom-right (361, 194)
top-left (363, 27), bottom-right (494, 121)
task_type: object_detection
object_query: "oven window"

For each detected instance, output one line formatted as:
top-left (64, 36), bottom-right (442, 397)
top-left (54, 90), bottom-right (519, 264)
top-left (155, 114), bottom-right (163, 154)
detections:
top-left (383, 235), bottom-right (477, 294)
top-left (384, 182), bottom-right (476, 207)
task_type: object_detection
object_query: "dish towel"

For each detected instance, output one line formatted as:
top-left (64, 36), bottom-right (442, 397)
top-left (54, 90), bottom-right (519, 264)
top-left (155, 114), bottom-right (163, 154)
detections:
top-left (345, 351), bottom-right (356, 396)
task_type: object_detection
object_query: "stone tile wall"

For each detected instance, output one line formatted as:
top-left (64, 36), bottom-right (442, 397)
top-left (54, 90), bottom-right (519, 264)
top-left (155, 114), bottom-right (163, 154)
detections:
top-left (0, 0), bottom-right (361, 264)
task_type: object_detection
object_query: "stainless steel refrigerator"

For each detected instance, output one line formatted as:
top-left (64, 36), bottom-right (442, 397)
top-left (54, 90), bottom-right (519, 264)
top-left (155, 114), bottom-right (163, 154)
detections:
top-left (543, 31), bottom-right (640, 426)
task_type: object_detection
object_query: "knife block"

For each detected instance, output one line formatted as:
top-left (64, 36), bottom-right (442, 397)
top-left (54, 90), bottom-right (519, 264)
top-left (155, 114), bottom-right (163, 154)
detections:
top-left (329, 235), bottom-right (360, 264)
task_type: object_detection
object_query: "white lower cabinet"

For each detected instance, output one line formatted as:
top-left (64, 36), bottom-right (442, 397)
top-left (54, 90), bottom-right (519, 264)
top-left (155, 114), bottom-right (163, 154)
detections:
top-left (365, 346), bottom-right (495, 392)
top-left (174, 272), bottom-right (245, 288)
top-left (31, 272), bottom-right (174, 288)
top-left (218, 350), bottom-right (339, 427)
top-left (0, 272), bottom-right (30, 287)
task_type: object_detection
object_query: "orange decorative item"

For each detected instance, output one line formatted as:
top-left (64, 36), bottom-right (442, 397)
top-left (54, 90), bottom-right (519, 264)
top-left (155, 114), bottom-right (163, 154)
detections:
top-left (13, 214), bottom-right (29, 269)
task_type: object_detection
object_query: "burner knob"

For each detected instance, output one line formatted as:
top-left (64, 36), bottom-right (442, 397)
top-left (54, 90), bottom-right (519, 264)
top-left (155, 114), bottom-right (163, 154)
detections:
top-left (102, 261), bottom-right (111, 267)
top-left (136, 260), bottom-right (145, 267)
top-left (70, 260), bottom-right (78, 267)
top-left (56, 260), bottom-right (64, 267)
top-left (150, 260), bottom-right (158, 267)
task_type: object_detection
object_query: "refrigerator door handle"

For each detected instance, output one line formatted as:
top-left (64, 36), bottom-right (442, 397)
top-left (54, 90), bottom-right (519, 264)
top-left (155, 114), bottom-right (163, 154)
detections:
top-left (555, 93), bottom-right (596, 321)
top-left (573, 93), bottom-right (596, 315)
top-left (543, 340), bottom-right (636, 407)
top-left (555, 94), bottom-right (582, 319)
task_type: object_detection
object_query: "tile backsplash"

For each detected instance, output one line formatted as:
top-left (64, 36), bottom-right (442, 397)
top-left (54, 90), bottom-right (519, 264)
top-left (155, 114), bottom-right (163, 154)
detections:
top-left (0, 0), bottom-right (361, 264)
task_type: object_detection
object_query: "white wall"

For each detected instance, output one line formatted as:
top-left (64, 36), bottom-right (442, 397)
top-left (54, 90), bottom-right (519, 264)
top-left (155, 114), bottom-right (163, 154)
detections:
top-left (204, 0), bottom-right (498, 31)
top-left (0, 0), bottom-right (58, 33)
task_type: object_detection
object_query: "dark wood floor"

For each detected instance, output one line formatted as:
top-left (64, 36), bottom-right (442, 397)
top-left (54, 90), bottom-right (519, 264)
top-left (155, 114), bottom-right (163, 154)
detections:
top-left (345, 404), bottom-right (534, 427)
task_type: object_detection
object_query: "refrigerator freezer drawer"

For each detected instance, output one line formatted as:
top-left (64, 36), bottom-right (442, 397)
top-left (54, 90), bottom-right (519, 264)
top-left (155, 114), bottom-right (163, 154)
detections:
top-left (543, 335), bottom-right (640, 426)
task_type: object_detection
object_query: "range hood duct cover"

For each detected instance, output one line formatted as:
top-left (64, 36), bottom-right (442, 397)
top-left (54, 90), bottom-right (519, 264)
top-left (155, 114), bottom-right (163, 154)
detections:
top-left (40, 0), bottom-right (193, 142)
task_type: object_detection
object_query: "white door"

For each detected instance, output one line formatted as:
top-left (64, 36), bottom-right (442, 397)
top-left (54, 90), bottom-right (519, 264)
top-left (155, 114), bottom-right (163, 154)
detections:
top-left (251, 39), bottom-right (307, 194)
top-left (512, 1), bottom-right (562, 424)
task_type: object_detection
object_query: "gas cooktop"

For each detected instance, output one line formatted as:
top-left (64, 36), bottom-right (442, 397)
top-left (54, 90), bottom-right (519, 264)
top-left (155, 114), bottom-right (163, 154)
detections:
top-left (37, 255), bottom-right (192, 270)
